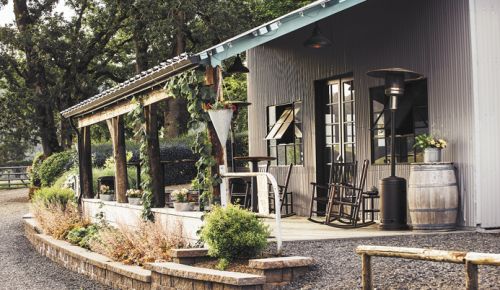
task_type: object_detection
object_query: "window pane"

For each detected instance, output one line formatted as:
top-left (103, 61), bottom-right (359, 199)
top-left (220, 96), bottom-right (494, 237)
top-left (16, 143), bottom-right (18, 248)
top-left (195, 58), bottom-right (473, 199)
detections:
top-left (286, 145), bottom-right (295, 165)
top-left (343, 81), bottom-right (353, 101)
top-left (268, 106), bottom-right (276, 126)
top-left (278, 146), bottom-right (286, 165)
top-left (295, 144), bottom-right (303, 165)
top-left (330, 83), bottom-right (339, 103)
top-left (343, 101), bottom-right (354, 122)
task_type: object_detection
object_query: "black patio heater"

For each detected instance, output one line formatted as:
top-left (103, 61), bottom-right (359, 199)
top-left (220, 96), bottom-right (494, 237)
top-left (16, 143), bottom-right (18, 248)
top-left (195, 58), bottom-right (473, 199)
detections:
top-left (366, 68), bottom-right (423, 230)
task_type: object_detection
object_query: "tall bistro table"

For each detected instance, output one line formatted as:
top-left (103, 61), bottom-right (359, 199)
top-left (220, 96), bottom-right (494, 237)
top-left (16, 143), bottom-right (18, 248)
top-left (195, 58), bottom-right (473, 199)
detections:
top-left (233, 156), bottom-right (276, 212)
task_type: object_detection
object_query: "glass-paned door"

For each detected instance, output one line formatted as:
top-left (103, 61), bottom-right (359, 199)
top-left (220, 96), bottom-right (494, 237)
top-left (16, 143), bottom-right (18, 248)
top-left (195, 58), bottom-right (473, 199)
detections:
top-left (324, 77), bottom-right (356, 181)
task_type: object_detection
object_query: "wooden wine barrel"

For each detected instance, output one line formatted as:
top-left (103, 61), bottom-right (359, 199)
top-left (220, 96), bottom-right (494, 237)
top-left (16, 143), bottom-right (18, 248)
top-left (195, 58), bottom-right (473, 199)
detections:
top-left (408, 163), bottom-right (458, 230)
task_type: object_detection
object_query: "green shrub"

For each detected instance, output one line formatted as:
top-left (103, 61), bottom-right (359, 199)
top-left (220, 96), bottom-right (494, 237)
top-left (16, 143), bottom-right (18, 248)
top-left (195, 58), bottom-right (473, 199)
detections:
top-left (200, 204), bottom-right (270, 269)
top-left (92, 167), bottom-right (139, 192)
top-left (67, 224), bottom-right (99, 249)
top-left (30, 152), bottom-right (45, 187)
top-left (32, 187), bottom-right (75, 206)
top-left (39, 151), bottom-right (75, 187)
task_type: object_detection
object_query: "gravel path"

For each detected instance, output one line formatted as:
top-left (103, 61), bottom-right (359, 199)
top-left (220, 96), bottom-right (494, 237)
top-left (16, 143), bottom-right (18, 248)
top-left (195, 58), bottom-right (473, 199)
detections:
top-left (279, 231), bottom-right (500, 289)
top-left (0, 188), bottom-right (111, 290)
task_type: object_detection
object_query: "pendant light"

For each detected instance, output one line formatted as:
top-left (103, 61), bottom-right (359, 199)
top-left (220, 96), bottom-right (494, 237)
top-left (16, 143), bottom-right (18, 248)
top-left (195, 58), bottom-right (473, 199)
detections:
top-left (227, 54), bottom-right (249, 74)
top-left (303, 22), bottom-right (332, 49)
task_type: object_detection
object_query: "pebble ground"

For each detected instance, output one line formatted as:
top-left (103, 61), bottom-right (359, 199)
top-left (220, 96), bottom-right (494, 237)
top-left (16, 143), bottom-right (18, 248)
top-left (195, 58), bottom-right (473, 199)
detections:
top-left (278, 231), bottom-right (500, 289)
top-left (0, 188), bottom-right (111, 290)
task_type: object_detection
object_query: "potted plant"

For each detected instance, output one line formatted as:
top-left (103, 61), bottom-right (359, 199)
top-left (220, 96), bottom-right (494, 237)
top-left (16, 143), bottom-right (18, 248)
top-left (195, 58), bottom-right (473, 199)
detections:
top-left (203, 101), bottom-right (236, 146)
top-left (172, 188), bottom-right (191, 211)
top-left (415, 134), bottom-right (448, 163)
top-left (99, 185), bottom-right (114, 201)
top-left (126, 189), bottom-right (142, 205)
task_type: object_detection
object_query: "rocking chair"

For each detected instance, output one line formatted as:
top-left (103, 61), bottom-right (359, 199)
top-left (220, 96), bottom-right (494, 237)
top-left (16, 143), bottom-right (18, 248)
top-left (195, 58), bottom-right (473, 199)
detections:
top-left (308, 162), bottom-right (358, 223)
top-left (268, 163), bottom-right (294, 217)
top-left (325, 160), bottom-right (370, 228)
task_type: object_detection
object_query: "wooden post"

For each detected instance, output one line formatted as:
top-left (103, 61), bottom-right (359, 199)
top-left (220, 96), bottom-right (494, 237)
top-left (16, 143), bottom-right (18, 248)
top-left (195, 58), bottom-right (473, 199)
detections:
top-left (465, 261), bottom-right (478, 290)
top-left (361, 253), bottom-right (372, 290)
top-left (144, 104), bottom-right (165, 207)
top-left (79, 126), bottom-right (93, 198)
top-left (107, 116), bottom-right (128, 203)
top-left (206, 65), bottom-right (225, 201)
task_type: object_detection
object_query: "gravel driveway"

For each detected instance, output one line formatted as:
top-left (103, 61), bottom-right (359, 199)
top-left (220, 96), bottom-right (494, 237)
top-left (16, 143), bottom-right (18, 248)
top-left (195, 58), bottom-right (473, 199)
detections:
top-left (0, 188), bottom-right (111, 290)
top-left (279, 231), bottom-right (500, 289)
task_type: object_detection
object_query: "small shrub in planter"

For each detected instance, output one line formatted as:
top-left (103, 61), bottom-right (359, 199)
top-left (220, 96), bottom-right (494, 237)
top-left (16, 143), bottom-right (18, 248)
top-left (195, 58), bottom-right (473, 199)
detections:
top-left (172, 188), bottom-right (191, 211)
top-left (99, 185), bottom-right (115, 201)
top-left (126, 189), bottom-right (143, 205)
top-left (66, 224), bottom-right (99, 249)
top-left (200, 204), bottom-right (270, 270)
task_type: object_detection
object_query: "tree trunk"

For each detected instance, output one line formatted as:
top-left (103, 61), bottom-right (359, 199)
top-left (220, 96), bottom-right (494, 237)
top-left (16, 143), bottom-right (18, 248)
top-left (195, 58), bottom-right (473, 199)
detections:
top-left (14, 0), bottom-right (61, 156)
top-left (163, 9), bottom-right (189, 138)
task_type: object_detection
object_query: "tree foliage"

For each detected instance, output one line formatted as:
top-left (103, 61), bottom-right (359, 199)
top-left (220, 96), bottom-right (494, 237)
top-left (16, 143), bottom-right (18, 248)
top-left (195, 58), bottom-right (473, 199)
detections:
top-left (0, 0), bottom-right (313, 160)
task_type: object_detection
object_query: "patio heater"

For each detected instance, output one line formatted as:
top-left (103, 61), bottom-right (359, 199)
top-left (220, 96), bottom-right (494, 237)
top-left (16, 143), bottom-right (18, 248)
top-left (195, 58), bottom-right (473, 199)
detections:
top-left (366, 68), bottom-right (422, 230)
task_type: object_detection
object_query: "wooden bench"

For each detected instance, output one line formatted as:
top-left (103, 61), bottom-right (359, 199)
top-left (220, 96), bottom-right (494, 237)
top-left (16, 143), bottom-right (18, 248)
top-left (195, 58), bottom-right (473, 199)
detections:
top-left (356, 245), bottom-right (500, 290)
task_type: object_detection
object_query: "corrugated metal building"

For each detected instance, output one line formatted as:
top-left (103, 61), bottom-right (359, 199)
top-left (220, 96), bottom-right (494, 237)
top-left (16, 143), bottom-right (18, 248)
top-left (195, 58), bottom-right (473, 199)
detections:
top-left (246, 0), bottom-right (499, 228)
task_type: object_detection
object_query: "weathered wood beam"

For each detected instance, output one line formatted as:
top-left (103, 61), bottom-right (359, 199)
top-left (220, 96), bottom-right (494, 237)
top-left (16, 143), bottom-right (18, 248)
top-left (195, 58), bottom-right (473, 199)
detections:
top-left (79, 126), bottom-right (93, 198)
top-left (465, 261), bottom-right (478, 290)
top-left (144, 104), bottom-right (164, 207)
top-left (360, 253), bottom-right (372, 290)
top-left (78, 89), bottom-right (169, 128)
top-left (465, 252), bottom-right (500, 266)
top-left (106, 116), bottom-right (128, 203)
top-left (355, 245), bottom-right (467, 264)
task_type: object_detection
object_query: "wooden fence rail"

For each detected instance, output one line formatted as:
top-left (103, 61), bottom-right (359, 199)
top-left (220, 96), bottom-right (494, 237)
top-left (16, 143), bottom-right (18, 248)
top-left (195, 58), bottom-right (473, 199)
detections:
top-left (356, 245), bottom-right (500, 290)
top-left (0, 166), bottom-right (29, 189)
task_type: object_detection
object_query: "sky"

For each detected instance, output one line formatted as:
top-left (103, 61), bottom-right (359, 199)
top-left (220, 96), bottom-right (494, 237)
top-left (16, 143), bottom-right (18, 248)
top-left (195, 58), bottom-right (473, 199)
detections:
top-left (0, 0), bottom-right (73, 25)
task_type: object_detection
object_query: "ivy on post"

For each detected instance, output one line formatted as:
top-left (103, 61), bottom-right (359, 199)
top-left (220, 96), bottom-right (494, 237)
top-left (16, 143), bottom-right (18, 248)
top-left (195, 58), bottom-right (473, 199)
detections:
top-left (207, 65), bottom-right (225, 204)
top-left (106, 116), bottom-right (128, 203)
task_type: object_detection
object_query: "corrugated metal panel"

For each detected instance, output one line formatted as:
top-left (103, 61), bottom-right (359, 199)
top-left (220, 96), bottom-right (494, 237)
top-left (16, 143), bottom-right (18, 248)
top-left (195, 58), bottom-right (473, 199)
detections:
top-left (247, 0), bottom-right (476, 226)
top-left (469, 0), bottom-right (500, 228)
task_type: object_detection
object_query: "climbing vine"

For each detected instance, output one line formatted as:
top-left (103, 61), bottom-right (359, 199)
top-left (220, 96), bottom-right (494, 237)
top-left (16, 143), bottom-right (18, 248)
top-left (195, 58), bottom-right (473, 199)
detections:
top-left (164, 67), bottom-right (219, 205)
top-left (129, 98), bottom-right (154, 220)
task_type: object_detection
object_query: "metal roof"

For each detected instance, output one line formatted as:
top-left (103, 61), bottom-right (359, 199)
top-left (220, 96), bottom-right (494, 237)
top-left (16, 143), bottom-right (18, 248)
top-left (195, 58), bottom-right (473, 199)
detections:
top-left (62, 0), bottom-right (365, 119)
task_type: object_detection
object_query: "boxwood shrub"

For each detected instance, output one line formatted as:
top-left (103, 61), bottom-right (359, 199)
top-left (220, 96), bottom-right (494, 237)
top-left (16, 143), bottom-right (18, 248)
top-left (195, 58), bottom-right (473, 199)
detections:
top-left (32, 186), bottom-right (75, 206)
top-left (38, 151), bottom-right (75, 187)
top-left (200, 204), bottom-right (269, 269)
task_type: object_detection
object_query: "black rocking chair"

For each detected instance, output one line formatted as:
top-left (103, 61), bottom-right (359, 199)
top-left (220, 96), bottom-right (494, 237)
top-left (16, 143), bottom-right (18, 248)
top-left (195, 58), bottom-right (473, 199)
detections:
top-left (269, 163), bottom-right (294, 217)
top-left (229, 178), bottom-right (251, 209)
top-left (308, 162), bottom-right (358, 223)
top-left (325, 159), bottom-right (370, 228)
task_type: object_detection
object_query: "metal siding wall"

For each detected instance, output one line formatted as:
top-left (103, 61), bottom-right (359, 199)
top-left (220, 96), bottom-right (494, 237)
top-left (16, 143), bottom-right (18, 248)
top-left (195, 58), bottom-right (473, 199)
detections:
top-left (470, 0), bottom-right (500, 228)
top-left (247, 0), bottom-right (476, 226)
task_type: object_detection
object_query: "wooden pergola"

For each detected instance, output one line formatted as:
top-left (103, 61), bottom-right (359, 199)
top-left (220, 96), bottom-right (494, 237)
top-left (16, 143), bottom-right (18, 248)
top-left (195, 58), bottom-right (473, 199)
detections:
top-left (61, 0), bottom-right (364, 206)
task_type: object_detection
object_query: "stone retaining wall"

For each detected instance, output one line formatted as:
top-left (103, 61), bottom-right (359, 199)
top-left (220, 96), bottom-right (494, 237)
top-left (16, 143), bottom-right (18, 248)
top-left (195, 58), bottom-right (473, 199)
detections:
top-left (23, 216), bottom-right (313, 290)
top-left (24, 216), bottom-right (152, 289)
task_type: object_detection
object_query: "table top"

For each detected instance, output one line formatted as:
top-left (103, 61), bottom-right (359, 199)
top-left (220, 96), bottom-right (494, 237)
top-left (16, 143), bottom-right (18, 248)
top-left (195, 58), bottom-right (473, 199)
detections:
top-left (234, 156), bottom-right (276, 162)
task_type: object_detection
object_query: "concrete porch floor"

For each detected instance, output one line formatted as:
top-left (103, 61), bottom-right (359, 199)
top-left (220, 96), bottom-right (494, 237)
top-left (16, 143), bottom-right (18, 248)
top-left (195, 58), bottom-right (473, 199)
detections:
top-left (262, 216), bottom-right (471, 242)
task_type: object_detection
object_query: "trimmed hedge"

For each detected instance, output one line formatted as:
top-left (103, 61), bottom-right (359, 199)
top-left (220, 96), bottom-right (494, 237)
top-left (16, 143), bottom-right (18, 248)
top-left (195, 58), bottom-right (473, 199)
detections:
top-left (38, 151), bottom-right (75, 187)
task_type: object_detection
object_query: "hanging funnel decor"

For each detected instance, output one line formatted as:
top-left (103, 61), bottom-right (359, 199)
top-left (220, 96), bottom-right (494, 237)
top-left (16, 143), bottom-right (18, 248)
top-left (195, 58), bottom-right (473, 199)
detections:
top-left (208, 109), bottom-right (233, 147)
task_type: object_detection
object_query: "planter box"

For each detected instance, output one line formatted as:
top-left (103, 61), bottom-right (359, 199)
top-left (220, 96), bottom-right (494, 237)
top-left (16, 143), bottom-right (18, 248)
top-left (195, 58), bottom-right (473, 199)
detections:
top-left (128, 197), bottom-right (141, 205)
top-left (173, 202), bottom-right (191, 212)
top-left (100, 194), bottom-right (114, 201)
top-left (165, 248), bottom-right (314, 288)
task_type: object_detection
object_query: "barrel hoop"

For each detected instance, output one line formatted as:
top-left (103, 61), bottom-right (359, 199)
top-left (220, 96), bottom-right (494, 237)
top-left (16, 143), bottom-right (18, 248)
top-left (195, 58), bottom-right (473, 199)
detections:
top-left (408, 183), bottom-right (457, 188)
top-left (409, 208), bottom-right (457, 213)
top-left (410, 223), bottom-right (456, 229)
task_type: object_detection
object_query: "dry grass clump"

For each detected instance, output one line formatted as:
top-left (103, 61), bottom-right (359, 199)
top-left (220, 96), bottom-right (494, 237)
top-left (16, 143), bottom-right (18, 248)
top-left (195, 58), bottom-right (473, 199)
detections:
top-left (31, 198), bottom-right (89, 239)
top-left (89, 220), bottom-right (188, 265)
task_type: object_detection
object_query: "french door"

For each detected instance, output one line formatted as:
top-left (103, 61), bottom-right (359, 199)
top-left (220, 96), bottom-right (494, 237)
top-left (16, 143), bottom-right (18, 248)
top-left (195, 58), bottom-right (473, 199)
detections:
top-left (317, 76), bottom-right (356, 185)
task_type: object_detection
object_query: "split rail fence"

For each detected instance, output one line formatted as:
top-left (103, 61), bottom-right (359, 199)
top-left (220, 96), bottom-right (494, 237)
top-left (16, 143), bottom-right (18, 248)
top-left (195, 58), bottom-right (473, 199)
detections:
top-left (356, 245), bottom-right (500, 290)
top-left (0, 166), bottom-right (29, 189)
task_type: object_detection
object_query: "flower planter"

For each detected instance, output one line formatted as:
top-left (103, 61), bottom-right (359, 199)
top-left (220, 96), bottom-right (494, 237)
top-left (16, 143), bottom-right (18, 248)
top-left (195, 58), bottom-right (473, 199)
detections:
top-left (208, 109), bottom-right (233, 146)
top-left (128, 197), bottom-right (141, 205)
top-left (100, 194), bottom-right (114, 201)
top-left (424, 148), bottom-right (442, 163)
top-left (173, 202), bottom-right (191, 212)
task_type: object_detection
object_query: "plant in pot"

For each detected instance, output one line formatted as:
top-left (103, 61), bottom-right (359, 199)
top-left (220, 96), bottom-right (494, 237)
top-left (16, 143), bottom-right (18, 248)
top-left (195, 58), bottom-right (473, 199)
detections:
top-left (172, 188), bottom-right (191, 211)
top-left (126, 189), bottom-right (143, 205)
top-left (99, 184), bottom-right (114, 201)
top-left (415, 134), bottom-right (448, 163)
top-left (203, 101), bottom-right (236, 147)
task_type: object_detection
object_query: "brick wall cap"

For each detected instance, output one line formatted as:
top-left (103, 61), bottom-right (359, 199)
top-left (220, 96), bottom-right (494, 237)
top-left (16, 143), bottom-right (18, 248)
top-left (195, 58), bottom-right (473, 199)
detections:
top-left (248, 256), bottom-right (314, 269)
